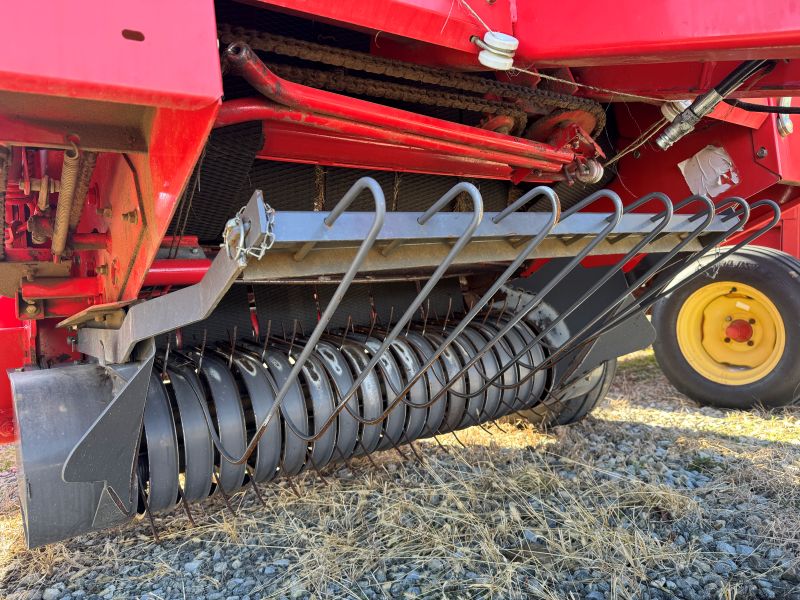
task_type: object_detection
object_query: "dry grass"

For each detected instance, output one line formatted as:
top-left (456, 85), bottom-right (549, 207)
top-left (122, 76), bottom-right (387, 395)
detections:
top-left (0, 350), bottom-right (798, 599)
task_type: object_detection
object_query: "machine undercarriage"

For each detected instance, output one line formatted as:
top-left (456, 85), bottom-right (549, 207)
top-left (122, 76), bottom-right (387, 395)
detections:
top-left (1, 0), bottom-right (796, 547)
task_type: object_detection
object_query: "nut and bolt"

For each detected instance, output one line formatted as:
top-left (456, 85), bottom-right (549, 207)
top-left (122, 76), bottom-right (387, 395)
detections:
top-left (122, 210), bottom-right (138, 224)
top-left (96, 264), bottom-right (109, 275)
top-left (24, 302), bottom-right (39, 316)
top-left (96, 207), bottom-right (112, 218)
top-left (756, 146), bottom-right (768, 159)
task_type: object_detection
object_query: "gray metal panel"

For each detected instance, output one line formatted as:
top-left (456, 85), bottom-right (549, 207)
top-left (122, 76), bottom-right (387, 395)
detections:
top-left (10, 365), bottom-right (116, 548)
top-left (169, 366), bottom-right (214, 502)
top-left (142, 374), bottom-right (180, 513)
top-left (243, 235), bottom-right (711, 282)
top-left (263, 351), bottom-right (308, 477)
top-left (232, 352), bottom-right (282, 482)
top-left (267, 211), bottom-right (725, 244)
top-left (197, 354), bottom-right (247, 493)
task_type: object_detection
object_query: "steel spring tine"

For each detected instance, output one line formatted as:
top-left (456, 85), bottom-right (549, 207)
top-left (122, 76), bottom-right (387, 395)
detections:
top-left (343, 187), bottom-right (562, 416)
top-left (484, 192), bottom-right (677, 378)
top-left (536, 198), bottom-right (776, 374)
top-left (268, 186), bottom-right (556, 435)
top-left (424, 189), bottom-right (624, 400)
top-left (295, 182), bottom-right (484, 436)
top-left (519, 194), bottom-right (716, 374)
top-left (319, 185), bottom-right (562, 417)
top-left (591, 196), bottom-right (751, 330)
top-left (199, 177), bottom-right (386, 466)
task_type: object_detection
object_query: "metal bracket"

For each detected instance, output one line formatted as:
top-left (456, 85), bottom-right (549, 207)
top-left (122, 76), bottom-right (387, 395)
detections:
top-left (62, 338), bottom-right (156, 530)
top-left (9, 338), bottom-right (155, 547)
top-left (78, 190), bottom-right (272, 363)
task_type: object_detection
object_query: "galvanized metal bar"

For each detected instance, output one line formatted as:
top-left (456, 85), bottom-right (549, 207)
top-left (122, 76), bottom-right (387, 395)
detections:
top-left (77, 190), bottom-right (272, 364)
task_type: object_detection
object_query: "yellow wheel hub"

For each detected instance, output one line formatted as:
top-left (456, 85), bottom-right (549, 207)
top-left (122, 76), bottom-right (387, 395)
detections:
top-left (676, 281), bottom-right (785, 385)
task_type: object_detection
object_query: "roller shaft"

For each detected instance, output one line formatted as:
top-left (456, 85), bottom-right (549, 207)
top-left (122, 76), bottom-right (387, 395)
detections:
top-left (139, 319), bottom-right (550, 513)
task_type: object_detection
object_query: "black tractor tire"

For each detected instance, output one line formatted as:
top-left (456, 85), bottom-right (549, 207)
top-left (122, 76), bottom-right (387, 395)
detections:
top-left (520, 359), bottom-right (617, 428)
top-left (652, 246), bottom-right (800, 409)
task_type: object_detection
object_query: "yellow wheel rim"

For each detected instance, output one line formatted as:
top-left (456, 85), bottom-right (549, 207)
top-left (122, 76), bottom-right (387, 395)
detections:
top-left (676, 281), bottom-right (785, 385)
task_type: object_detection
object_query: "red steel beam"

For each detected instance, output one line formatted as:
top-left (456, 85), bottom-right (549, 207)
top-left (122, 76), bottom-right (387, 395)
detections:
top-left (223, 44), bottom-right (575, 170)
top-left (216, 99), bottom-right (570, 173)
top-left (21, 277), bottom-right (99, 300)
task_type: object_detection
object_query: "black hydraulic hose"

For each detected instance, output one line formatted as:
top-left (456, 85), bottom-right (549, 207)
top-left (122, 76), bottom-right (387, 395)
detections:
top-left (723, 98), bottom-right (800, 114)
top-left (715, 60), bottom-right (770, 97)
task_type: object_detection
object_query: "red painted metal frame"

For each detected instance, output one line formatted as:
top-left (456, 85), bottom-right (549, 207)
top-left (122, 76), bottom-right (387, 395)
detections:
top-left (258, 0), bottom-right (800, 100)
top-left (217, 99), bottom-right (572, 180)
top-left (0, 0), bottom-right (220, 107)
top-left (248, 0), bottom-right (511, 60)
top-left (514, 1), bottom-right (800, 67)
top-left (0, 298), bottom-right (29, 444)
top-left (606, 102), bottom-right (799, 212)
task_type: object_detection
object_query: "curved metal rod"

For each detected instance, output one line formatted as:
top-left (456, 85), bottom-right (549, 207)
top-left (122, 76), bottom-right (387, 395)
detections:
top-left (541, 199), bottom-right (779, 401)
top-left (467, 191), bottom-right (676, 389)
top-left (502, 193), bottom-right (718, 387)
top-left (243, 185), bottom-right (560, 437)
top-left (539, 198), bottom-right (775, 381)
top-left (577, 196), bottom-right (752, 341)
top-left (230, 182), bottom-right (484, 443)
top-left (197, 177), bottom-right (386, 465)
top-left (418, 189), bottom-right (624, 404)
top-left (342, 186), bottom-right (560, 426)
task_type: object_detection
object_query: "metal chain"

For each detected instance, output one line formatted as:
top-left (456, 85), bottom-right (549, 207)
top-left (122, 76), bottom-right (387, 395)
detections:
top-left (222, 203), bottom-right (276, 265)
top-left (218, 24), bottom-right (606, 135)
top-left (265, 62), bottom-right (530, 134)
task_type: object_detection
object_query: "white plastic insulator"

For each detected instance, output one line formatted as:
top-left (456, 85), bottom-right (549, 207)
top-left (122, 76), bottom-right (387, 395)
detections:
top-left (476, 31), bottom-right (519, 71)
top-left (484, 31), bottom-right (519, 53)
top-left (478, 49), bottom-right (514, 71)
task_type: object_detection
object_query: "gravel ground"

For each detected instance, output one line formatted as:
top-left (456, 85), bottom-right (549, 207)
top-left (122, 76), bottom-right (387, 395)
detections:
top-left (0, 350), bottom-right (798, 600)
